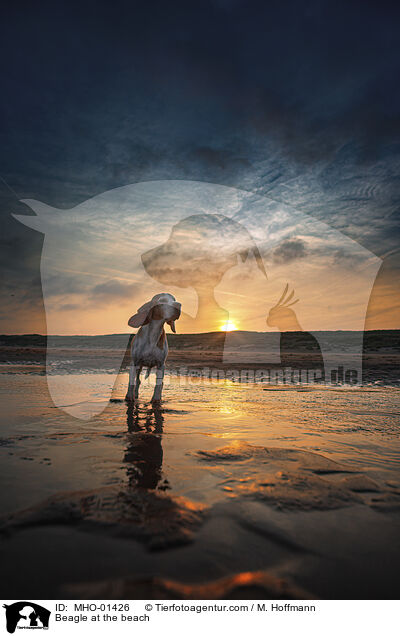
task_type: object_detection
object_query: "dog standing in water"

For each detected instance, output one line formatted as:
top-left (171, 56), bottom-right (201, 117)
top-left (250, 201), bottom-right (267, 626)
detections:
top-left (125, 293), bottom-right (181, 403)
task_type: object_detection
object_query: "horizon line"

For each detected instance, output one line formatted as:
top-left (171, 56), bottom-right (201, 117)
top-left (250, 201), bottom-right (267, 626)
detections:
top-left (1, 328), bottom-right (400, 337)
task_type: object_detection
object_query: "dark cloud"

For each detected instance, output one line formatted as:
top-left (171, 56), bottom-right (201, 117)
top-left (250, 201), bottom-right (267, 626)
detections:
top-left (189, 147), bottom-right (250, 173)
top-left (42, 274), bottom-right (88, 297)
top-left (90, 280), bottom-right (139, 303)
top-left (331, 247), bottom-right (368, 268)
top-left (272, 239), bottom-right (308, 265)
top-left (58, 303), bottom-right (80, 311)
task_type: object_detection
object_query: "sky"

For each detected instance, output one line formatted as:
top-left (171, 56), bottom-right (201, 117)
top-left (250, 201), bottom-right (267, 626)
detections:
top-left (0, 0), bottom-right (399, 334)
top-left (13, 181), bottom-right (380, 335)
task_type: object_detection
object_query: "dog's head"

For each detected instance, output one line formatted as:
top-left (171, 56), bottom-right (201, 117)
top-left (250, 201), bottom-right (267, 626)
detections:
top-left (128, 293), bottom-right (181, 332)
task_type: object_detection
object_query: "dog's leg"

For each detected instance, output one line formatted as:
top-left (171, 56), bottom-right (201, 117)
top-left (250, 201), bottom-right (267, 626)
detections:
top-left (125, 362), bottom-right (136, 401)
top-left (151, 366), bottom-right (164, 403)
top-left (134, 366), bottom-right (142, 399)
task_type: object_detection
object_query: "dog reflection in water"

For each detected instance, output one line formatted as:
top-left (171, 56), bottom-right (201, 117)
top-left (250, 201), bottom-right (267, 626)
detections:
top-left (124, 404), bottom-right (169, 491)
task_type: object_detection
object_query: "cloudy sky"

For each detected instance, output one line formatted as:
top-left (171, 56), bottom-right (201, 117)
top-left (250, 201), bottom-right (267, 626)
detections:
top-left (1, 0), bottom-right (399, 334)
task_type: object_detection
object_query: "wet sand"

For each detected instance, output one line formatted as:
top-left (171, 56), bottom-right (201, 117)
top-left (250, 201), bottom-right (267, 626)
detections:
top-left (1, 368), bottom-right (400, 599)
top-left (1, 329), bottom-right (400, 387)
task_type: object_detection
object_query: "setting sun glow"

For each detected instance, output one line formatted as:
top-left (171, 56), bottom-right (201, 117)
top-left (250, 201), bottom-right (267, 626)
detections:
top-left (220, 321), bottom-right (238, 331)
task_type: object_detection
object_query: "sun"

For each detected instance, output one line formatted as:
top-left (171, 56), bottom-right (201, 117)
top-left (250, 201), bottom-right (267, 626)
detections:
top-left (220, 320), bottom-right (238, 332)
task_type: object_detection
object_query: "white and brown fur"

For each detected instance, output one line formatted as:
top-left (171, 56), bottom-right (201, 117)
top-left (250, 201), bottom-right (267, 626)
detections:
top-left (125, 293), bottom-right (181, 403)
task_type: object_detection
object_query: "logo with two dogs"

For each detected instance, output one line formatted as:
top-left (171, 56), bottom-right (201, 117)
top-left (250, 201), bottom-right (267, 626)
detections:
top-left (3, 603), bottom-right (50, 633)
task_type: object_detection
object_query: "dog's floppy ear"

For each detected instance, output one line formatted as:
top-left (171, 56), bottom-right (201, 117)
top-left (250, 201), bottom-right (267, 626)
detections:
top-left (128, 311), bottom-right (149, 327)
top-left (128, 300), bottom-right (152, 327)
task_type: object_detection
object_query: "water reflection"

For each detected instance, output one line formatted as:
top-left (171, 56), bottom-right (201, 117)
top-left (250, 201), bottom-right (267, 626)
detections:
top-left (124, 404), bottom-right (169, 491)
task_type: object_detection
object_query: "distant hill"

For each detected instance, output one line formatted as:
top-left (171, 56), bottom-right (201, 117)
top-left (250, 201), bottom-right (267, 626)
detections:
top-left (1, 330), bottom-right (400, 352)
top-left (1, 331), bottom-right (399, 385)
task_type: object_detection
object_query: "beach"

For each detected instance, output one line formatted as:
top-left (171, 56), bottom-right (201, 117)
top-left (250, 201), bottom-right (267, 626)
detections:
top-left (1, 333), bottom-right (400, 599)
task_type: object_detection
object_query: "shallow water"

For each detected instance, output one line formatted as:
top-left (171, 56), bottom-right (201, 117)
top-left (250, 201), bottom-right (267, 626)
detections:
top-left (1, 371), bottom-right (399, 516)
